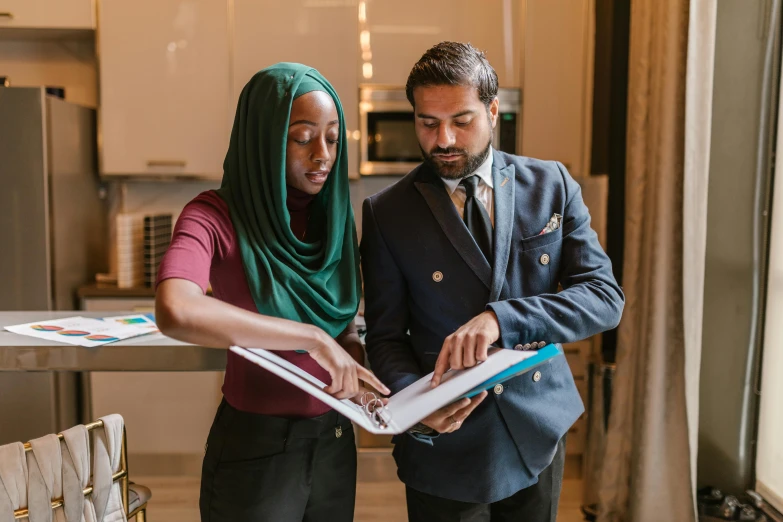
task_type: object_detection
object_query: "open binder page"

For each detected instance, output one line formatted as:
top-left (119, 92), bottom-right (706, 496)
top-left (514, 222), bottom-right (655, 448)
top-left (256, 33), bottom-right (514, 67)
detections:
top-left (383, 347), bottom-right (555, 432)
top-left (229, 346), bottom-right (380, 432)
top-left (230, 344), bottom-right (561, 434)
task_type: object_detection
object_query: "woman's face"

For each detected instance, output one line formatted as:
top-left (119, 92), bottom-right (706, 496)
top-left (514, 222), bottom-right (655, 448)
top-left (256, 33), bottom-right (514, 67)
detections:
top-left (286, 91), bottom-right (340, 195)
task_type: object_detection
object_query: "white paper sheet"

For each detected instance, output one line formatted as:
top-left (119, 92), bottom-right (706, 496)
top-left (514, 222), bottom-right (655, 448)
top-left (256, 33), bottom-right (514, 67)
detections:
top-left (100, 314), bottom-right (160, 333)
top-left (4, 316), bottom-right (154, 348)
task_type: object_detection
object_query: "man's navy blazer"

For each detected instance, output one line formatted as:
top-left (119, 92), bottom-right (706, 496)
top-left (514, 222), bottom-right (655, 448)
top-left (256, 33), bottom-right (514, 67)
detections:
top-left (360, 150), bottom-right (624, 503)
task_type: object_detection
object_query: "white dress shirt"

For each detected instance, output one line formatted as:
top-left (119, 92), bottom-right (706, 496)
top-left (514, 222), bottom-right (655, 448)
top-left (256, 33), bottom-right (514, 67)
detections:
top-left (440, 149), bottom-right (495, 227)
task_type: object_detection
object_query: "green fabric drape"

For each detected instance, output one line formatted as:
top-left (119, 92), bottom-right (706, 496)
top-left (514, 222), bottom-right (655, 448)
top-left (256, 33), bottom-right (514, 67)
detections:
top-left (216, 63), bottom-right (360, 338)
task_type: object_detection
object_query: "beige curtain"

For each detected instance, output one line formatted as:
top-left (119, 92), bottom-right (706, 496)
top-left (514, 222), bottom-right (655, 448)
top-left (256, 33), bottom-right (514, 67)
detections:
top-left (682, 0), bottom-right (717, 503)
top-left (596, 0), bottom-right (695, 520)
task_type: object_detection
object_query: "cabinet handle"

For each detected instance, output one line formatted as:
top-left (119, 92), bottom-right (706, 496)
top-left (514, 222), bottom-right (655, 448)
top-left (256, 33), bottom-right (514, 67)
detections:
top-left (147, 159), bottom-right (187, 168)
top-left (0, 12), bottom-right (14, 19)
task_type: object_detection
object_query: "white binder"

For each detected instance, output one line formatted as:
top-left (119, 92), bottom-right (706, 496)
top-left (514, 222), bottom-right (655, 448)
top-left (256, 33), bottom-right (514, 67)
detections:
top-left (230, 344), bottom-right (561, 434)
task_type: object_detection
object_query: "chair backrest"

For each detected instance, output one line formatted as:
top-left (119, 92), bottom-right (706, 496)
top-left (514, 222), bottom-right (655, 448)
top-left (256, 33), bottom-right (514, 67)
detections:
top-left (11, 419), bottom-right (130, 520)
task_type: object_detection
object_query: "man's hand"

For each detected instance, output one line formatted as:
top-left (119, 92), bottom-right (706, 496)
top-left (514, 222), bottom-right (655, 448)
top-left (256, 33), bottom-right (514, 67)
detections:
top-left (431, 311), bottom-right (500, 387)
top-left (420, 391), bottom-right (488, 433)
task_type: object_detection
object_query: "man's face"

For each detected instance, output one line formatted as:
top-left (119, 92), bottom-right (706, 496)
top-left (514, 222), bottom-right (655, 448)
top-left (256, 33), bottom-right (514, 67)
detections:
top-left (412, 84), bottom-right (499, 180)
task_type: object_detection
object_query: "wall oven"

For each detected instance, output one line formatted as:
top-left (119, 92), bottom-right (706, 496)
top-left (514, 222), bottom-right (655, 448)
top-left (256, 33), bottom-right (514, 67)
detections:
top-left (359, 85), bottom-right (521, 176)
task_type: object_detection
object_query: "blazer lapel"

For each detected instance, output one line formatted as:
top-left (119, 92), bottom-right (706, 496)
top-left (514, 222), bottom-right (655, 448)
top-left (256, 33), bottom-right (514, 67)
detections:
top-left (490, 150), bottom-right (515, 302)
top-left (414, 167), bottom-right (492, 290)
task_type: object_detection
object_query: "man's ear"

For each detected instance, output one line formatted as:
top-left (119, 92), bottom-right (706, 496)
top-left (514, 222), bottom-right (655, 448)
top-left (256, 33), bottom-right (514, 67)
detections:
top-left (488, 97), bottom-right (500, 128)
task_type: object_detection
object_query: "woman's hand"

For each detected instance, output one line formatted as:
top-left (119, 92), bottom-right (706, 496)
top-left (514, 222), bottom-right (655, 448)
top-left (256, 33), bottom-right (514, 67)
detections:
top-left (307, 328), bottom-right (390, 399)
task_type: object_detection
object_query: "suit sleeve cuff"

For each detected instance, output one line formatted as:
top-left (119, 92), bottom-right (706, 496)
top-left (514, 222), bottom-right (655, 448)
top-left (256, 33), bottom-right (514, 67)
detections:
top-left (487, 300), bottom-right (540, 348)
top-left (407, 431), bottom-right (440, 445)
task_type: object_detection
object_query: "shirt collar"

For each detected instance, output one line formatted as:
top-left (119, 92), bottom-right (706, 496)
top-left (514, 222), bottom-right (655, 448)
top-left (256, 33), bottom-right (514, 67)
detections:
top-left (441, 148), bottom-right (495, 195)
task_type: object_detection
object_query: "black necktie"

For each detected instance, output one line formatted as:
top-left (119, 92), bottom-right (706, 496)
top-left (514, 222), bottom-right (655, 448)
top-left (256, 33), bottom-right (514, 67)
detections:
top-left (460, 175), bottom-right (493, 263)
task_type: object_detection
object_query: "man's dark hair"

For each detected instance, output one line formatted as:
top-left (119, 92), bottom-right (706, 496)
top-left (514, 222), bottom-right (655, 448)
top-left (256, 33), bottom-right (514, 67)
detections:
top-left (405, 41), bottom-right (499, 108)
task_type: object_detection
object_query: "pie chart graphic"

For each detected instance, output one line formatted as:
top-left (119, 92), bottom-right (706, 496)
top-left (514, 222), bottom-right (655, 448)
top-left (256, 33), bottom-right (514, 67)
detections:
top-left (57, 330), bottom-right (90, 336)
top-left (31, 325), bottom-right (63, 332)
top-left (85, 335), bottom-right (119, 342)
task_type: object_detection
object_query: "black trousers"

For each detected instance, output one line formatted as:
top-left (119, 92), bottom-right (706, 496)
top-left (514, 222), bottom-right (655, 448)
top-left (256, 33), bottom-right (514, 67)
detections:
top-left (199, 399), bottom-right (357, 522)
top-left (406, 436), bottom-right (567, 522)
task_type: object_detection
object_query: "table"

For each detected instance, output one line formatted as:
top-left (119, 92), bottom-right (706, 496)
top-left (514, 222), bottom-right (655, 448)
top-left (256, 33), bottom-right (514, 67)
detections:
top-left (0, 312), bottom-right (227, 372)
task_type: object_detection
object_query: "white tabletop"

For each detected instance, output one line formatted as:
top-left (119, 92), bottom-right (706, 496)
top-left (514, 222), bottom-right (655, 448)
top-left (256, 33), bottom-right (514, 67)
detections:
top-left (0, 311), bottom-right (226, 371)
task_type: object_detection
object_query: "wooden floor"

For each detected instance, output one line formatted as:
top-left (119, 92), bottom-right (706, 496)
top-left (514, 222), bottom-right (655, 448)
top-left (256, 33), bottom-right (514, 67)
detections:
top-left (133, 451), bottom-right (585, 521)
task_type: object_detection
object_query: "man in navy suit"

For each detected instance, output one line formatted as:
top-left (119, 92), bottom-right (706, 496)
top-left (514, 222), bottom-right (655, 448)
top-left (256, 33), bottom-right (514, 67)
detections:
top-left (360, 42), bottom-right (624, 521)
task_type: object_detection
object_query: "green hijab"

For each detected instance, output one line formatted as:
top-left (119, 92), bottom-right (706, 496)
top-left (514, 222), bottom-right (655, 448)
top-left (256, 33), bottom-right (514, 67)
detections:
top-left (216, 63), bottom-right (360, 338)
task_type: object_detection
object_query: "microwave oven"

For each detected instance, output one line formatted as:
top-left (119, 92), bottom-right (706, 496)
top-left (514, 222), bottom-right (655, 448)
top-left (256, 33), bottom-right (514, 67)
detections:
top-left (359, 85), bottom-right (521, 176)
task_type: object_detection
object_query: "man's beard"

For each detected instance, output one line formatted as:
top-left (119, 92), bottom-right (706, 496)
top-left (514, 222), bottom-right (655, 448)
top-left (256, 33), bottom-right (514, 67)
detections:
top-left (421, 136), bottom-right (493, 180)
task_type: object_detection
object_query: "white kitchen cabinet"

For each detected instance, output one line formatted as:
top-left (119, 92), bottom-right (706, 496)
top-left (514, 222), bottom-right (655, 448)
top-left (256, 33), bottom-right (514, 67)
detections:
top-left (99, 0), bottom-right (231, 179)
top-left (453, 0), bottom-right (523, 88)
top-left (0, 0), bottom-right (93, 30)
top-left (361, 0), bottom-right (458, 86)
top-left (521, 0), bottom-right (595, 176)
top-left (364, 0), bottom-right (522, 88)
top-left (232, 0), bottom-right (360, 178)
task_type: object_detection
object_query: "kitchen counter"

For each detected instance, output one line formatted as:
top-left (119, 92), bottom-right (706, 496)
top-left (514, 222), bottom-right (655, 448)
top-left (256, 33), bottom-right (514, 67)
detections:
top-left (77, 284), bottom-right (213, 299)
top-left (77, 284), bottom-right (156, 298)
top-left (0, 312), bottom-right (226, 371)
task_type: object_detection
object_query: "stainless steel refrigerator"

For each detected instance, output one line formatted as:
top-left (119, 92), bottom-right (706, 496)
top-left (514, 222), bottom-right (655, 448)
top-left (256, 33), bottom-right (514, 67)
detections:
top-left (0, 87), bottom-right (107, 444)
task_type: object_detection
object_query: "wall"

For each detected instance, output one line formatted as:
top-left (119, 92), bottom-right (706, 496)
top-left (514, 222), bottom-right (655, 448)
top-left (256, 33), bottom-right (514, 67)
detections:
top-left (521, 0), bottom-right (594, 177)
top-left (0, 39), bottom-right (97, 107)
top-left (119, 180), bottom-right (219, 220)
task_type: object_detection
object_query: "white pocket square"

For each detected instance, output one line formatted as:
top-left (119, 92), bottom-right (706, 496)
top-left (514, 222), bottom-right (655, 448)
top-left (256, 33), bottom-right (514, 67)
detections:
top-left (538, 214), bottom-right (562, 236)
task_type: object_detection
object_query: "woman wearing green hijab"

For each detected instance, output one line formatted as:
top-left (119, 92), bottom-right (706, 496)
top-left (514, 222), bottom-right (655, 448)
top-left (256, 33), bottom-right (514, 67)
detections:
top-left (155, 63), bottom-right (389, 521)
